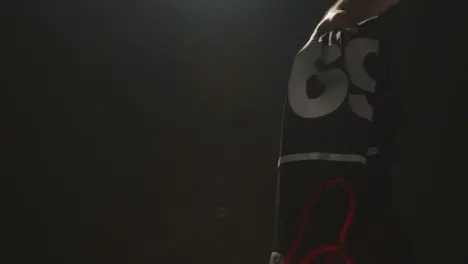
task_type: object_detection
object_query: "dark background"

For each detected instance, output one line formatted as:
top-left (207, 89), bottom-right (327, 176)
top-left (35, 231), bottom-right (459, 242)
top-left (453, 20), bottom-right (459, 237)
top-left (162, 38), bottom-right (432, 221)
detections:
top-left (10, 1), bottom-right (330, 263)
top-left (9, 1), bottom-right (468, 264)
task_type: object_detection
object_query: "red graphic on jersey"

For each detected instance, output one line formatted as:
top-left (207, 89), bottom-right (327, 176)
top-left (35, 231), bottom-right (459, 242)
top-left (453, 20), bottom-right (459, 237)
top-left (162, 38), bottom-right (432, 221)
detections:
top-left (282, 179), bottom-right (356, 264)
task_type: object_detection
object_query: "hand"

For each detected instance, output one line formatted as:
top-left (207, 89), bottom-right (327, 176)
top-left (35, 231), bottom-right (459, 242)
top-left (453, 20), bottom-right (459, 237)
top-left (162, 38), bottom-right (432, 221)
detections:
top-left (311, 9), bottom-right (358, 40)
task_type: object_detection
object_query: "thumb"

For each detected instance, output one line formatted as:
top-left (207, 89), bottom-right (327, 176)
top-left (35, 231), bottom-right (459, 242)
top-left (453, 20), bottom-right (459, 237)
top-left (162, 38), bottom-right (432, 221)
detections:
top-left (311, 20), bottom-right (331, 40)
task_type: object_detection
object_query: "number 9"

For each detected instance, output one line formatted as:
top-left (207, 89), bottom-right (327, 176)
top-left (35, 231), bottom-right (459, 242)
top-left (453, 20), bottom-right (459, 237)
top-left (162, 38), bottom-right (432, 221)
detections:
top-left (288, 37), bottom-right (378, 121)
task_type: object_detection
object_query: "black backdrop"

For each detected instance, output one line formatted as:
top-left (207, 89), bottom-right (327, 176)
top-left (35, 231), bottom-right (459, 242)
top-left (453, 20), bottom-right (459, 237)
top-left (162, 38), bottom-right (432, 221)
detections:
top-left (10, 1), bottom-right (468, 264)
top-left (10, 1), bottom-right (328, 263)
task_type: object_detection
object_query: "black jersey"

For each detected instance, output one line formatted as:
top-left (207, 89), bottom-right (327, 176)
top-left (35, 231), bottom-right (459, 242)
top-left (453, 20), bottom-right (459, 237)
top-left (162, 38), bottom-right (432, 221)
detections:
top-left (271, 12), bottom-right (406, 264)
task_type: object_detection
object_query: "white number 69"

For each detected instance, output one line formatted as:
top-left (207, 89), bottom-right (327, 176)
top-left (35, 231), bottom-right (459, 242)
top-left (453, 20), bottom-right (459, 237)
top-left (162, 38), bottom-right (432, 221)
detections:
top-left (288, 37), bottom-right (379, 121)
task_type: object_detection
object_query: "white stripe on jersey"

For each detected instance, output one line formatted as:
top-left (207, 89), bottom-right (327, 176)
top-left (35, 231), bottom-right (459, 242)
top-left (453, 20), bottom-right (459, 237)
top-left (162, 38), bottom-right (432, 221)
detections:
top-left (278, 152), bottom-right (367, 166)
top-left (277, 148), bottom-right (379, 167)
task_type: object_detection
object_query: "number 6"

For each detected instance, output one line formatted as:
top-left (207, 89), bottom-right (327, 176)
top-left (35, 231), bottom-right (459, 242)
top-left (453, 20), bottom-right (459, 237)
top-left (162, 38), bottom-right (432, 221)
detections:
top-left (288, 42), bottom-right (348, 118)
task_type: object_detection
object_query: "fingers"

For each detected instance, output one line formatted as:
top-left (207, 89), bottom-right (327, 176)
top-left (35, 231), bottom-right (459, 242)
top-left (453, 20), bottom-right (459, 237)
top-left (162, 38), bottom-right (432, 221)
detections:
top-left (311, 10), bottom-right (359, 41)
top-left (311, 24), bottom-right (358, 41)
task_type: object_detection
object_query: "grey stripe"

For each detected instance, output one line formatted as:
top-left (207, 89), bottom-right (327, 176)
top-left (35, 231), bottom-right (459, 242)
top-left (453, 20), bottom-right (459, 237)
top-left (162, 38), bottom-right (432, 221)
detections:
top-left (278, 152), bottom-right (367, 167)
